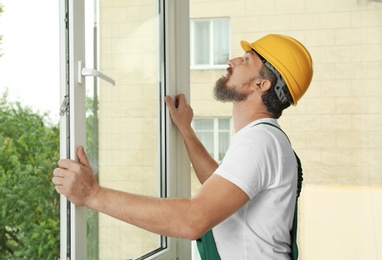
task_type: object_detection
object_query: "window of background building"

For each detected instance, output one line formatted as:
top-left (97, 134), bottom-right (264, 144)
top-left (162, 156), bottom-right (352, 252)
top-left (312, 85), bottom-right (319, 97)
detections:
top-left (190, 18), bottom-right (230, 69)
top-left (192, 118), bottom-right (231, 162)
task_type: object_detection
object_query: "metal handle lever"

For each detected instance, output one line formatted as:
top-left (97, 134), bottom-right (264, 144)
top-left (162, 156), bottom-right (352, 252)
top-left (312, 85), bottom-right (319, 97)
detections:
top-left (78, 61), bottom-right (115, 86)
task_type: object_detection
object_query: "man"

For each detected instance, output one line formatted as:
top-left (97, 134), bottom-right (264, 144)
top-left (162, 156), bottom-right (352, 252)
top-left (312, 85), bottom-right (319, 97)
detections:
top-left (53, 34), bottom-right (313, 259)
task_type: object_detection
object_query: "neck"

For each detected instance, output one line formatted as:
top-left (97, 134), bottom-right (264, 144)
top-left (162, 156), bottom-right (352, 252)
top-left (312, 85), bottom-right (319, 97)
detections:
top-left (232, 101), bottom-right (272, 132)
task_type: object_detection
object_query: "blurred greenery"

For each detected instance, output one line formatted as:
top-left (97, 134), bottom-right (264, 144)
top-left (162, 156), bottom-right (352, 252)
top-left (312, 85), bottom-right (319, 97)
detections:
top-left (0, 92), bottom-right (60, 259)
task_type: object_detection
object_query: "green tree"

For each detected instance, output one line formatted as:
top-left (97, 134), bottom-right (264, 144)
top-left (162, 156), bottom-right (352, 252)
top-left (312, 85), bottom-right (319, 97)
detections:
top-left (0, 92), bottom-right (60, 259)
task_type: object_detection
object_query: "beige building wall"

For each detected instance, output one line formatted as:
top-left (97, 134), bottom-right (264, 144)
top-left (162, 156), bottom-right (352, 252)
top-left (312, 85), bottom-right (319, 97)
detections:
top-left (96, 0), bottom-right (382, 259)
top-left (190, 0), bottom-right (382, 259)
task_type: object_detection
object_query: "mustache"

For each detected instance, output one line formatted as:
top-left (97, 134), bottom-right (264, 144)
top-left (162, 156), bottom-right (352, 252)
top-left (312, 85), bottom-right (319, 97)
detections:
top-left (225, 66), bottom-right (233, 78)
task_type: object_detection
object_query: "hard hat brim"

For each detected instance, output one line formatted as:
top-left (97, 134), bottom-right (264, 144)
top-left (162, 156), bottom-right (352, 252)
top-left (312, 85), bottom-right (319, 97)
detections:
top-left (240, 40), bottom-right (254, 53)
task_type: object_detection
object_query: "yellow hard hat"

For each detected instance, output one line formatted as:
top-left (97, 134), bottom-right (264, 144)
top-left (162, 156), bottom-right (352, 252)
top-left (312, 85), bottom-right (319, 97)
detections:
top-left (241, 34), bottom-right (313, 105)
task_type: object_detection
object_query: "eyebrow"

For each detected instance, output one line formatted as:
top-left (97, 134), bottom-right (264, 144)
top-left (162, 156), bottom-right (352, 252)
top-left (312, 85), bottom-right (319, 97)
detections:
top-left (244, 50), bottom-right (260, 62)
top-left (244, 51), bottom-right (256, 60)
top-left (245, 51), bottom-right (255, 56)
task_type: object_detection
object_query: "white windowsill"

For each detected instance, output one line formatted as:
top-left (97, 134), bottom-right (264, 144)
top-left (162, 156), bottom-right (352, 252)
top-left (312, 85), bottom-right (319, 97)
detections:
top-left (190, 64), bottom-right (228, 71)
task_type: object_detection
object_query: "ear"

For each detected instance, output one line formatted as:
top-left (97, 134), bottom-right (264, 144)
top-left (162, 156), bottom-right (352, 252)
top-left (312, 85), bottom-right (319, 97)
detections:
top-left (254, 78), bottom-right (272, 93)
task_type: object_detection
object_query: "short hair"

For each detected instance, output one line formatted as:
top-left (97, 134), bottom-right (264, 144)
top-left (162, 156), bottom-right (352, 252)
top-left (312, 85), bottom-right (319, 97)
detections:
top-left (259, 64), bottom-right (293, 119)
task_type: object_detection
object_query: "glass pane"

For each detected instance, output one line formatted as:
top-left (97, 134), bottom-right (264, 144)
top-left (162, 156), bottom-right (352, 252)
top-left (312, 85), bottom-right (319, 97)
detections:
top-left (194, 118), bottom-right (213, 130)
top-left (218, 118), bottom-right (230, 130)
top-left (218, 132), bottom-right (229, 161)
top-left (85, 1), bottom-right (163, 259)
top-left (193, 20), bottom-right (210, 65)
top-left (213, 19), bottom-right (229, 65)
top-left (190, 1), bottom-right (382, 259)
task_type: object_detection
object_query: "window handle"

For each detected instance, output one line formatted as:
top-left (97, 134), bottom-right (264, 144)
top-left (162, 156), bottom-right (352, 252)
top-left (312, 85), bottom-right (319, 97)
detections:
top-left (78, 61), bottom-right (115, 86)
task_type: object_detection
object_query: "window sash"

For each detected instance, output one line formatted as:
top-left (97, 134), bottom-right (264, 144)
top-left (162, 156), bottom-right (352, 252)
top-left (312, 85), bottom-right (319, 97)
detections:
top-left (59, 0), bottom-right (191, 259)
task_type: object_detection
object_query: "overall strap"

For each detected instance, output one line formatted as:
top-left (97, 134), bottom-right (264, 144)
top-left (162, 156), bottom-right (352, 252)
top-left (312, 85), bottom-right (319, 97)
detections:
top-left (196, 229), bottom-right (221, 260)
top-left (253, 122), bottom-right (303, 260)
top-left (252, 122), bottom-right (303, 197)
top-left (254, 122), bottom-right (290, 142)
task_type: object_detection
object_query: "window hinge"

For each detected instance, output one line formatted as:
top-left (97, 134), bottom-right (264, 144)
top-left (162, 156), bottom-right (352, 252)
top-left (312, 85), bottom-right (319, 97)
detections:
top-left (60, 95), bottom-right (70, 116)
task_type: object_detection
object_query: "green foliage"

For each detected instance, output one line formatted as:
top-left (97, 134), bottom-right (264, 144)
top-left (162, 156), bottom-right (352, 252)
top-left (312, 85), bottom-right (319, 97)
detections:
top-left (86, 95), bottom-right (98, 164)
top-left (0, 92), bottom-right (60, 259)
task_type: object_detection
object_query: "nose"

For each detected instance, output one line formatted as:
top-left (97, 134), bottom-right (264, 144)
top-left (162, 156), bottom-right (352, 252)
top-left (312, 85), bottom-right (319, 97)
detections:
top-left (228, 57), bottom-right (242, 68)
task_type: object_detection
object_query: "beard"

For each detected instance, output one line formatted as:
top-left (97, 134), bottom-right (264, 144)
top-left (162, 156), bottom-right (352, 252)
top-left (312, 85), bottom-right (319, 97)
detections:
top-left (213, 73), bottom-right (248, 102)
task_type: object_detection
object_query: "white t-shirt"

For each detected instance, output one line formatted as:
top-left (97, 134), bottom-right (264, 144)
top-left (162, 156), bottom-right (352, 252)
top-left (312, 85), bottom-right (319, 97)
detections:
top-left (213, 118), bottom-right (297, 260)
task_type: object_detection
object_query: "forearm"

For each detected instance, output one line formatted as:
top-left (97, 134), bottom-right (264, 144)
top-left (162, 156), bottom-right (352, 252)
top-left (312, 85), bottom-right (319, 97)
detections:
top-left (86, 187), bottom-right (202, 239)
top-left (164, 94), bottom-right (218, 183)
top-left (180, 127), bottom-right (219, 184)
top-left (54, 145), bottom-right (247, 241)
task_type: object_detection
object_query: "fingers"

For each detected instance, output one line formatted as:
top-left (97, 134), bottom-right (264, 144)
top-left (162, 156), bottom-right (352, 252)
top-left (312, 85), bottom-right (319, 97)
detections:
top-left (175, 94), bottom-right (186, 107)
top-left (164, 94), bottom-right (187, 112)
top-left (53, 167), bottom-right (63, 178)
top-left (53, 160), bottom-right (76, 188)
top-left (54, 146), bottom-right (90, 178)
top-left (164, 95), bottom-right (178, 117)
top-left (52, 168), bottom-right (66, 194)
top-left (52, 165), bottom-right (81, 198)
top-left (56, 146), bottom-right (89, 170)
top-left (52, 147), bottom-right (95, 204)
top-left (164, 96), bottom-right (175, 112)
top-left (77, 145), bottom-right (90, 167)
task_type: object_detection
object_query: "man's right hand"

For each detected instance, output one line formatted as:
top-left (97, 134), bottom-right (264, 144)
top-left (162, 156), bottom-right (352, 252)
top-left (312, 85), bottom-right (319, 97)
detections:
top-left (164, 94), bottom-right (194, 136)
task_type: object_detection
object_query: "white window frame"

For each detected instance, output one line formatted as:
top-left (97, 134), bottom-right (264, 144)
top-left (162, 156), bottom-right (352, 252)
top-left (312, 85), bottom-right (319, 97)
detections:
top-left (59, 0), bottom-right (191, 259)
top-left (192, 118), bottom-right (232, 162)
top-left (190, 18), bottom-right (230, 70)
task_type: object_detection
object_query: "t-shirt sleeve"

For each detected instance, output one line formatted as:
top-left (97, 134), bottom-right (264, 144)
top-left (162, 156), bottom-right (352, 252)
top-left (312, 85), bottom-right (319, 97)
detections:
top-left (214, 128), bottom-right (280, 199)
